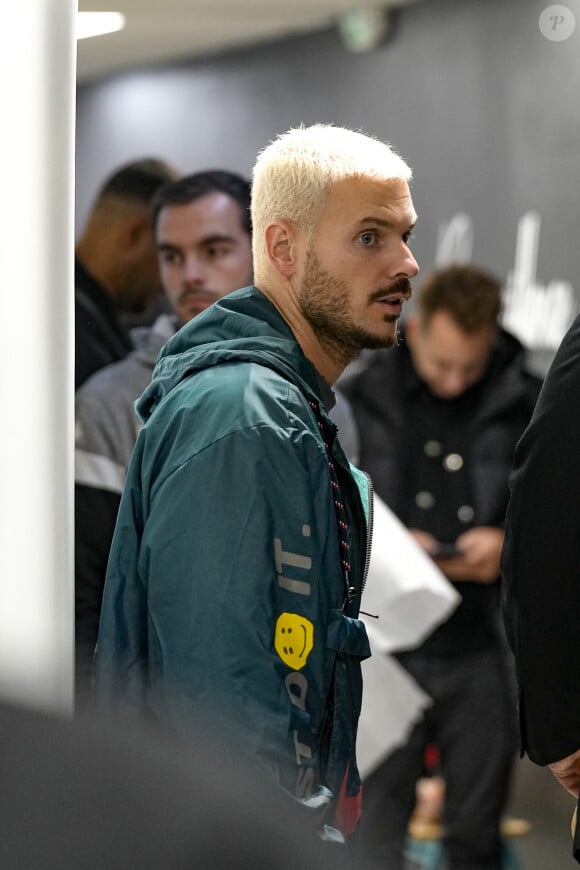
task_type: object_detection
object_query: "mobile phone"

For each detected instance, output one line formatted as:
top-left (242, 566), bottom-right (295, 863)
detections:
top-left (432, 542), bottom-right (462, 560)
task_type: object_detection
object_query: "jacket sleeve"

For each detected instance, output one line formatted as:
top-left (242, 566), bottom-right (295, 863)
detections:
top-left (96, 418), bottom-right (354, 795)
top-left (501, 314), bottom-right (580, 765)
top-left (75, 484), bottom-right (121, 701)
top-left (74, 384), bottom-right (134, 704)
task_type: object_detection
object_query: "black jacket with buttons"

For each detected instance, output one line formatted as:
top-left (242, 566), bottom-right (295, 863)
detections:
top-left (341, 326), bottom-right (542, 655)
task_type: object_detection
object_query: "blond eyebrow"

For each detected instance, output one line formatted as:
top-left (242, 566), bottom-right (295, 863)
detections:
top-left (359, 216), bottom-right (391, 227)
top-left (359, 216), bottom-right (417, 231)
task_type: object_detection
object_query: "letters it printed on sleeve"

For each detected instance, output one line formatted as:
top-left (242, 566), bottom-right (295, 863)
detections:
top-left (275, 525), bottom-right (317, 797)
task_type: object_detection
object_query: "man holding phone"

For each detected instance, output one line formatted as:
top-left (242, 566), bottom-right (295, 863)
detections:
top-left (342, 264), bottom-right (541, 869)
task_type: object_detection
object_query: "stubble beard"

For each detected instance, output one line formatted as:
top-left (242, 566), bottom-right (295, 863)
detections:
top-left (299, 254), bottom-right (402, 368)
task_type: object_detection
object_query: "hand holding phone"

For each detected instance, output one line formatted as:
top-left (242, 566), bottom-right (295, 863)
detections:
top-left (432, 542), bottom-right (462, 560)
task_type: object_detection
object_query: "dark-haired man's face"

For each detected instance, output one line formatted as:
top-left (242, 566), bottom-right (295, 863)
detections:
top-left (156, 192), bottom-right (253, 324)
top-left (406, 310), bottom-right (496, 399)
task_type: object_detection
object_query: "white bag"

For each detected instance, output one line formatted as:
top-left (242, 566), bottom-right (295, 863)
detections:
top-left (361, 494), bottom-right (460, 653)
top-left (357, 495), bottom-right (461, 777)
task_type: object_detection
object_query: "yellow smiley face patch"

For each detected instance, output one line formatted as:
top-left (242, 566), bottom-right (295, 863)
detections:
top-left (274, 612), bottom-right (314, 670)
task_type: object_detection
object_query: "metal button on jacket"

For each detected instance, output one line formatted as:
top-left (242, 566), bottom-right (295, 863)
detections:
top-left (424, 440), bottom-right (442, 457)
top-left (443, 453), bottom-right (464, 472)
top-left (457, 504), bottom-right (474, 523)
top-left (415, 491), bottom-right (435, 509)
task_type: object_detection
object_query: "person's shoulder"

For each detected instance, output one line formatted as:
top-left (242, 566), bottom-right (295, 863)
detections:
top-left (77, 352), bottom-right (151, 410)
top-left (75, 355), bottom-right (151, 461)
top-left (493, 329), bottom-right (543, 390)
top-left (129, 360), bottom-right (329, 494)
top-left (339, 346), bottom-right (405, 414)
top-left (173, 359), bottom-right (309, 419)
top-left (141, 360), bottom-right (321, 477)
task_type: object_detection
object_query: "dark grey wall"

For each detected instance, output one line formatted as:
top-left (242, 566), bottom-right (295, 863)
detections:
top-left (76, 0), bottom-right (580, 333)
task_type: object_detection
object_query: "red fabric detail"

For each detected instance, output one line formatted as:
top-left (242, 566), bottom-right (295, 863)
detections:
top-left (333, 768), bottom-right (362, 836)
top-left (424, 742), bottom-right (440, 772)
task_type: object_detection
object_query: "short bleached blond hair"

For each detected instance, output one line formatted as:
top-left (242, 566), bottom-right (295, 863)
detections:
top-left (251, 123), bottom-right (412, 281)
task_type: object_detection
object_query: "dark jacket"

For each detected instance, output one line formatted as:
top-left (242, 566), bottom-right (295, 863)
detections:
top-left (75, 258), bottom-right (133, 389)
top-left (502, 313), bottom-right (580, 766)
top-left (95, 286), bottom-right (371, 807)
top-left (341, 326), bottom-right (541, 654)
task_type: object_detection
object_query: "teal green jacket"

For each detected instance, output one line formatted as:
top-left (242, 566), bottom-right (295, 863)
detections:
top-left (95, 286), bottom-right (371, 804)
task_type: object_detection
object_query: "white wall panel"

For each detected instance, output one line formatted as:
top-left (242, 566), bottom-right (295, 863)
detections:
top-left (0, 0), bottom-right (76, 712)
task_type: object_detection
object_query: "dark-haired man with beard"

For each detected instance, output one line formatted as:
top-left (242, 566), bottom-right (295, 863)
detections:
top-left (95, 124), bottom-right (418, 842)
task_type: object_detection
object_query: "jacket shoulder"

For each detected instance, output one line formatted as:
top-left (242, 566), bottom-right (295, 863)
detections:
top-left (141, 360), bottom-right (321, 478)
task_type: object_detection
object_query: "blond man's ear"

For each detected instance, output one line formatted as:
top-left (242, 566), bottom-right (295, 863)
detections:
top-left (263, 220), bottom-right (304, 280)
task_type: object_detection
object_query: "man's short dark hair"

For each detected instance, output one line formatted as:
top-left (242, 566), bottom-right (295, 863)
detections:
top-left (418, 264), bottom-right (502, 333)
top-left (98, 158), bottom-right (179, 206)
top-left (152, 170), bottom-right (252, 236)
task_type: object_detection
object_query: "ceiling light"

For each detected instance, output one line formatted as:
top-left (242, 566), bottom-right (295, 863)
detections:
top-left (338, 8), bottom-right (390, 53)
top-left (77, 11), bottom-right (126, 41)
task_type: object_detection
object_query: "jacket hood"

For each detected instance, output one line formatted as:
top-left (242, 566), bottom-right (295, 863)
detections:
top-left (128, 314), bottom-right (179, 369)
top-left (137, 286), bottom-right (325, 423)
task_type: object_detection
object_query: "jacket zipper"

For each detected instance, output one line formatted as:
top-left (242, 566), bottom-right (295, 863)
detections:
top-left (360, 471), bottom-right (374, 596)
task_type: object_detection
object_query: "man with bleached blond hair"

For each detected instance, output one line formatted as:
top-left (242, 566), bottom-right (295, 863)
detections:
top-left (95, 124), bottom-right (419, 841)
